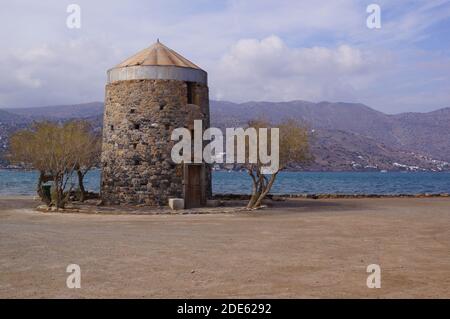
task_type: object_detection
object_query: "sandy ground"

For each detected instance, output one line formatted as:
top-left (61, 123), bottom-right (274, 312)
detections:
top-left (0, 196), bottom-right (449, 298)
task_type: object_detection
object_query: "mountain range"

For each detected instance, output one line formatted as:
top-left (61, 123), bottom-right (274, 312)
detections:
top-left (1, 100), bottom-right (449, 171)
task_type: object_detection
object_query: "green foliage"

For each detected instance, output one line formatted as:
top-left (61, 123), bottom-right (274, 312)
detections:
top-left (245, 118), bottom-right (310, 209)
top-left (9, 120), bottom-right (101, 208)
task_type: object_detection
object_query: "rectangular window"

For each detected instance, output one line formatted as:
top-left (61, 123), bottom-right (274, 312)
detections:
top-left (134, 123), bottom-right (140, 130)
top-left (186, 82), bottom-right (194, 104)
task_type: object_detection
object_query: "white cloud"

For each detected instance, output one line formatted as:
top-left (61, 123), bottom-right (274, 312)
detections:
top-left (210, 36), bottom-right (389, 103)
top-left (0, 0), bottom-right (449, 113)
top-left (14, 69), bottom-right (42, 89)
top-left (0, 38), bottom-right (124, 107)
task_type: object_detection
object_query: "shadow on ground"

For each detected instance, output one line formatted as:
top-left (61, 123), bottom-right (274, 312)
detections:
top-left (260, 198), bottom-right (370, 215)
top-left (0, 197), bottom-right (36, 211)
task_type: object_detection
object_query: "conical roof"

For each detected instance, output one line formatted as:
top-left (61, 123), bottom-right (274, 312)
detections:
top-left (115, 40), bottom-right (202, 70)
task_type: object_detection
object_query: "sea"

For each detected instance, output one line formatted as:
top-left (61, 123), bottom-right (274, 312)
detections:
top-left (1, 169), bottom-right (449, 196)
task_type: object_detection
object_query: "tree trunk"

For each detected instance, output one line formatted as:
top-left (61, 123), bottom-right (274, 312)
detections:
top-left (252, 172), bottom-right (278, 208)
top-left (51, 177), bottom-right (58, 208)
top-left (247, 169), bottom-right (261, 209)
top-left (77, 169), bottom-right (86, 202)
top-left (247, 189), bottom-right (261, 209)
top-left (36, 171), bottom-right (44, 199)
top-left (52, 175), bottom-right (65, 209)
top-left (37, 171), bottom-right (52, 205)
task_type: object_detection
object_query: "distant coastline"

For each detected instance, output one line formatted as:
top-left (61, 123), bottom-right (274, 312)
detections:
top-left (2, 166), bottom-right (450, 173)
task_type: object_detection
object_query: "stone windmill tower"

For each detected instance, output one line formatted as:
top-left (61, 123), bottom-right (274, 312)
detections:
top-left (100, 40), bottom-right (211, 207)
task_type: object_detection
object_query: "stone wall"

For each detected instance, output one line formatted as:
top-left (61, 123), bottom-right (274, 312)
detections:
top-left (101, 79), bottom-right (211, 206)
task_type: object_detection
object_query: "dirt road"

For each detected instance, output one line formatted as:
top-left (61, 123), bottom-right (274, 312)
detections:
top-left (0, 196), bottom-right (449, 298)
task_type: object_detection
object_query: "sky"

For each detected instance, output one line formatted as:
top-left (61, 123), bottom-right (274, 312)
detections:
top-left (0, 0), bottom-right (449, 114)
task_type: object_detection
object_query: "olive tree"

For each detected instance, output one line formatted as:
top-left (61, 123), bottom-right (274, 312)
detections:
top-left (9, 120), bottom-right (101, 208)
top-left (243, 119), bottom-right (310, 209)
top-left (69, 121), bottom-right (102, 202)
top-left (9, 128), bottom-right (51, 204)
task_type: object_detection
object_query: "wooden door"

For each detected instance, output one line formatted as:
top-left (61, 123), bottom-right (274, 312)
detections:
top-left (185, 165), bottom-right (202, 208)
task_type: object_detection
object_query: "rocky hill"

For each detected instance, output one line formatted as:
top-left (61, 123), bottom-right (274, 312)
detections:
top-left (3, 102), bottom-right (104, 120)
top-left (210, 100), bottom-right (450, 161)
top-left (1, 101), bottom-right (449, 171)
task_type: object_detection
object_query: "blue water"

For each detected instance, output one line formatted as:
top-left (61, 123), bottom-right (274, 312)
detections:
top-left (0, 169), bottom-right (103, 196)
top-left (0, 169), bottom-right (449, 196)
top-left (213, 171), bottom-right (450, 195)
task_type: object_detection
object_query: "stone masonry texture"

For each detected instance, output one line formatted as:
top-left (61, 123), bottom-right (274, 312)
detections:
top-left (101, 79), bottom-right (211, 206)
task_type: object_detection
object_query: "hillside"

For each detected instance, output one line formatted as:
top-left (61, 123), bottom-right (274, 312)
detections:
top-left (210, 100), bottom-right (450, 161)
top-left (2, 102), bottom-right (104, 120)
top-left (1, 101), bottom-right (449, 171)
top-left (0, 109), bottom-right (30, 125)
top-left (307, 129), bottom-right (447, 171)
top-left (0, 110), bottom-right (30, 166)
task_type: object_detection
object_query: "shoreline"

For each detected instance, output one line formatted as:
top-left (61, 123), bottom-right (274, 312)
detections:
top-left (2, 167), bottom-right (450, 173)
top-left (1, 192), bottom-right (450, 200)
top-left (214, 193), bottom-right (450, 200)
top-left (0, 193), bottom-right (449, 217)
